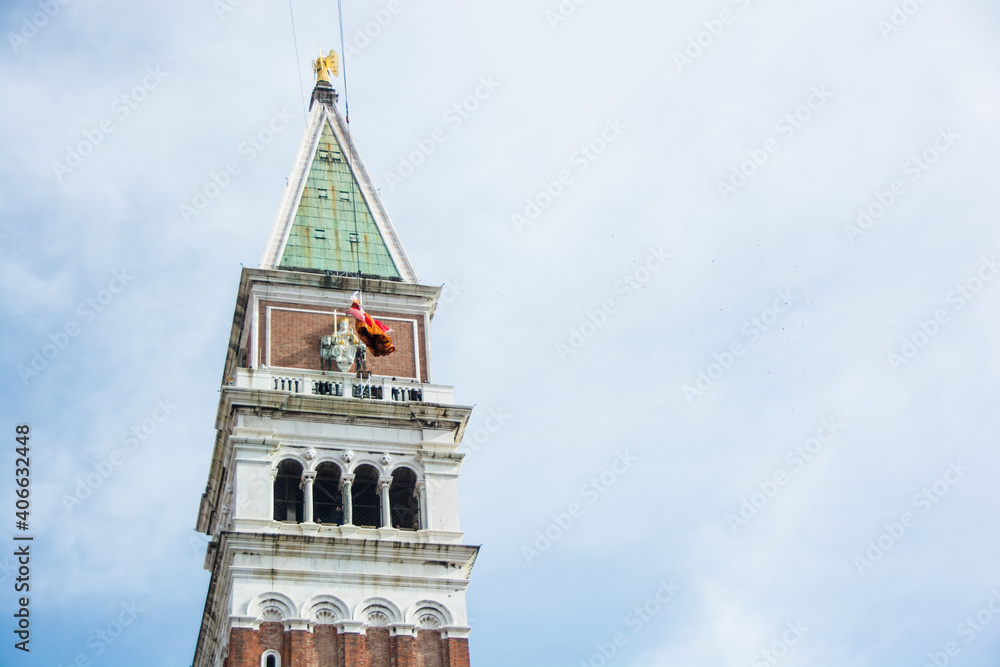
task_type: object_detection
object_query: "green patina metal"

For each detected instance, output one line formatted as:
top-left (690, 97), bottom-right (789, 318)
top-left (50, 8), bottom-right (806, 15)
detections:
top-left (278, 121), bottom-right (400, 278)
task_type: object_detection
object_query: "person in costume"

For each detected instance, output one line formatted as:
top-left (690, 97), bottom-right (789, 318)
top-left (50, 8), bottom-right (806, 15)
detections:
top-left (346, 292), bottom-right (396, 357)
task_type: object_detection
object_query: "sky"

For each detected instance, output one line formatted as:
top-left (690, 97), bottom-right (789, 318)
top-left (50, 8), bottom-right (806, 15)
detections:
top-left (1, 0), bottom-right (1000, 665)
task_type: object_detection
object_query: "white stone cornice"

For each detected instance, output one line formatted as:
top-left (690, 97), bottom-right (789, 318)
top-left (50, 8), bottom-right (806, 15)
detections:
top-left (228, 566), bottom-right (475, 592)
top-left (283, 619), bottom-right (312, 632)
top-left (246, 282), bottom-right (438, 317)
top-left (388, 623), bottom-right (416, 637)
top-left (227, 519), bottom-right (465, 543)
top-left (336, 620), bottom-right (366, 634)
top-left (440, 626), bottom-right (472, 639)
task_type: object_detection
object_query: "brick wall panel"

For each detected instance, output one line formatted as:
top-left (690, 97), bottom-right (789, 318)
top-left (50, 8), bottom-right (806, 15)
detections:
top-left (288, 629), bottom-right (314, 667)
top-left (415, 630), bottom-right (444, 667)
top-left (220, 624), bottom-right (456, 667)
top-left (394, 635), bottom-right (416, 667)
top-left (442, 638), bottom-right (470, 667)
top-left (342, 632), bottom-right (367, 667)
top-left (314, 624), bottom-right (340, 667)
top-left (228, 627), bottom-right (259, 667)
top-left (366, 627), bottom-right (391, 667)
top-left (258, 301), bottom-right (427, 381)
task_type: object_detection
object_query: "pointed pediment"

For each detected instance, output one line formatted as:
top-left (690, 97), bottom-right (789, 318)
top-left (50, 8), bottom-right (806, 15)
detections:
top-left (260, 87), bottom-right (417, 282)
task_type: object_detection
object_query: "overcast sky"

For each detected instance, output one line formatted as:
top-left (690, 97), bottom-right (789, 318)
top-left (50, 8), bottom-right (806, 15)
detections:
top-left (2, 0), bottom-right (1000, 665)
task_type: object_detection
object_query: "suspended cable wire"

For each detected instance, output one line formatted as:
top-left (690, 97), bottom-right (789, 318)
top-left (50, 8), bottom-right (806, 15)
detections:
top-left (336, 0), bottom-right (362, 278)
top-left (288, 0), bottom-right (307, 123)
top-left (337, 0), bottom-right (351, 127)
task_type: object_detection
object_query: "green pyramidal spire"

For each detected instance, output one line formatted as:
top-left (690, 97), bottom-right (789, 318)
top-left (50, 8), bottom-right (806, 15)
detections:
top-left (277, 121), bottom-right (400, 278)
top-left (260, 80), bottom-right (417, 281)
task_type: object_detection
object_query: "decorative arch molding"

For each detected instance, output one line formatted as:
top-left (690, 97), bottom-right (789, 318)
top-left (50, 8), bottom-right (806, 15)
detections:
top-left (302, 594), bottom-right (350, 624)
top-left (357, 597), bottom-right (403, 626)
top-left (307, 455), bottom-right (346, 475)
top-left (347, 457), bottom-right (388, 476)
top-left (260, 649), bottom-right (281, 667)
top-left (248, 592), bottom-right (296, 623)
top-left (406, 600), bottom-right (453, 629)
top-left (270, 452), bottom-right (308, 473)
top-left (386, 461), bottom-right (423, 477)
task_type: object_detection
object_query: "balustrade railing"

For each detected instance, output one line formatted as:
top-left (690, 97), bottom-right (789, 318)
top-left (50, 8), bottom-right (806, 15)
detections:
top-left (233, 367), bottom-right (453, 404)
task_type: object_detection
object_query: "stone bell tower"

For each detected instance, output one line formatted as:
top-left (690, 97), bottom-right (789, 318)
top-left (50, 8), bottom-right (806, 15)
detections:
top-left (191, 58), bottom-right (478, 667)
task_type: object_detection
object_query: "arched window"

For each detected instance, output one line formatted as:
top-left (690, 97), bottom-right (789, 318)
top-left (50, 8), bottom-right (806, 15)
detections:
top-left (390, 468), bottom-right (420, 530)
top-left (352, 465), bottom-right (381, 528)
top-left (313, 462), bottom-right (343, 525)
top-left (273, 460), bottom-right (304, 523)
top-left (261, 650), bottom-right (280, 667)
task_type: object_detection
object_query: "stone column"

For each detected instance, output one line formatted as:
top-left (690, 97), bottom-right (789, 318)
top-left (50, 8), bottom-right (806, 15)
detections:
top-left (340, 474), bottom-right (355, 526)
top-left (379, 476), bottom-right (394, 528)
top-left (415, 481), bottom-right (428, 531)
top-left (268, 465), bottom-right (279, 522)
top-left (302, 471), bottom-right (316, 524)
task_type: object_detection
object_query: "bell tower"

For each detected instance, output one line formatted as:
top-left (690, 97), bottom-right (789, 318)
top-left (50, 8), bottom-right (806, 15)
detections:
top-left (191, 59), bottom-right (478, 667)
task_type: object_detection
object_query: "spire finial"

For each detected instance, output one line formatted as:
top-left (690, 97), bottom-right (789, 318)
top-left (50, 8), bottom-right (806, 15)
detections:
top-left (313, 48), bottom-right (340, 84)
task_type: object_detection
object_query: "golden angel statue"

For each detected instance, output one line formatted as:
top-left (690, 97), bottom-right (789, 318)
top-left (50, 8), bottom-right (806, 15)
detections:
top-left (313, 49), bottom-right (340, 83)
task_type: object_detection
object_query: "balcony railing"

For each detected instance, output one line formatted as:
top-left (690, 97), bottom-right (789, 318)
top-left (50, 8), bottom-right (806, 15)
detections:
top-left (232, 367), bottom-right (455, 405)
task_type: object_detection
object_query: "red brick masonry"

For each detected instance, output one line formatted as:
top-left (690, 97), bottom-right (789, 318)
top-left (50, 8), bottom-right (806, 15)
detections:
top-left (256, 300), bottom-right (427, 381)
top-left (225, 626), bottom-right (468, 667)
